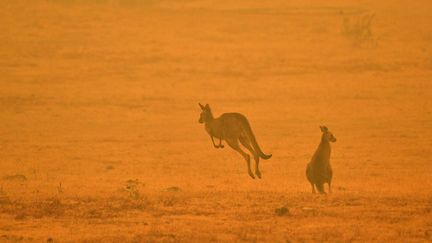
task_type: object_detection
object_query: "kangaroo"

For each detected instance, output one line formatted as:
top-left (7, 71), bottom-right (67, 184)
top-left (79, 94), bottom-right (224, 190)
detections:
top-left (306, 126), bottom-right (336, 194)
top-left (198, 103), bottom-right (272, 179)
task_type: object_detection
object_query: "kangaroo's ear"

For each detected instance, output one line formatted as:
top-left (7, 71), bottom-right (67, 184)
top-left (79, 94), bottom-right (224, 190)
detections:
top-left (205, 104), bottom-right (210, 109)
top-left (199, 103), bottom-right (205, 110)
top-left (320, 126), bottom-right (328, 132)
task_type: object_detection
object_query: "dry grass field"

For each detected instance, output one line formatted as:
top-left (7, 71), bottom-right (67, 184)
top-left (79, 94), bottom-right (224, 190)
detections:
top-left (1, 0), bottom-right (432, 242)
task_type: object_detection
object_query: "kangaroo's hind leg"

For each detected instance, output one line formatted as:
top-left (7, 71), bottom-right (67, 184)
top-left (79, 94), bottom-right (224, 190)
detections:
top-left (306, 164), bottom-right (315, 193)
top-left (218, 137), bottom-right (224, 148)
top-left (226, 138), bottom-right (254, 179)
top-left (239, 136), bottom-right (261, 179)
top-left (328, 167), bottom-right (333, 193)
top-left (210, 136), bottom-right (219, 148)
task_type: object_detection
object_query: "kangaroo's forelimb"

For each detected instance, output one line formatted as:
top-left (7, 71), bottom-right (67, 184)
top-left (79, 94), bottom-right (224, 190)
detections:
top-left (210, 136), bottom-right (224, 149)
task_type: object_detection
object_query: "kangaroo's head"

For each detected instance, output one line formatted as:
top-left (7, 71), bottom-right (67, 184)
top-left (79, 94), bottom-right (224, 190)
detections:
top-left (320, 126), bottom-right (336, 143)
top-left (198, 103), bottom-right (213, 123)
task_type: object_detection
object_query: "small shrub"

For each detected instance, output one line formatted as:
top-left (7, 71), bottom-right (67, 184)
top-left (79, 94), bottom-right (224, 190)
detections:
top-left (39, 197), bottom-right (64, 217)
top-left (275, 206), bottom-right (290, 216)
top-left (123, 179), bottom-right (141, 199)
top-left (342, 13), bottom-right (377, 47)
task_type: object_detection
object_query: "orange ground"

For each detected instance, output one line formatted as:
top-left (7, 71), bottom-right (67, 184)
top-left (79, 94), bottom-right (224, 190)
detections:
top-left (1, 0), bottom-right (432, 242)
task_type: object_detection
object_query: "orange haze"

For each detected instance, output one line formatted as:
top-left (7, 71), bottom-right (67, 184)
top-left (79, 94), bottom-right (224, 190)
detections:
top-left (1, 0), bottom-right (431, 242)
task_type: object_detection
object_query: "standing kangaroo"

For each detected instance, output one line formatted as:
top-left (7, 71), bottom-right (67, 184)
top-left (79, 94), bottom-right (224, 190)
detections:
top-left (198, 103), bottom-right (272, 179)
top-left (306, 126), bottom-right (336, 194)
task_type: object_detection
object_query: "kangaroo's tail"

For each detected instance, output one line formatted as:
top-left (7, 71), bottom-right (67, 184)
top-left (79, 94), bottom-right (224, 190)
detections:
top-left (243, 118), bottom-right (272, 160)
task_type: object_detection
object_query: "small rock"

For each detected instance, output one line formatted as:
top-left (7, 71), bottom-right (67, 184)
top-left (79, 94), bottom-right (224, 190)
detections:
top-left (302, 207), bottom-right (317, 215)
top-left (15, 213), bottom-right (26, 220)
top-left (105, 165), bottom-right (114, 171)
top-left (2, 174), bottom-right (27, 181)
top-left (166, 186), bottom-right (181, 192)
top-left (275, 206), bottom-right (289, 216)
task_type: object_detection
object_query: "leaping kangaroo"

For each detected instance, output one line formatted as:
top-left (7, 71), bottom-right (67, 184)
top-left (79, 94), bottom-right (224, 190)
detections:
top-left (198, 103), bottom-right (272, 179)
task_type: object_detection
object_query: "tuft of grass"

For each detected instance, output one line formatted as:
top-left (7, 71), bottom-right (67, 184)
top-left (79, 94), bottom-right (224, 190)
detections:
top-left (37, 197), bottom-right (64, 218)
top-left (123, 179), bottom-right (142, 199)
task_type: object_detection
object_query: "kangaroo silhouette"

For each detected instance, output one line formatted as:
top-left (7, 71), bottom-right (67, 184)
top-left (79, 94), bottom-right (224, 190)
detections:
top-left (198, 103), bottom-right (272, 179)
top-left (306, 126), bottom-right (336, 194)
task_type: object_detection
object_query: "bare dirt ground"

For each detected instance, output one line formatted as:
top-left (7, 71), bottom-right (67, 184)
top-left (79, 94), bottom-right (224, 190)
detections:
top-left (1, 0), bottom-right (432, 242)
